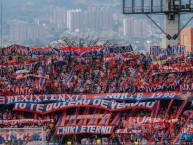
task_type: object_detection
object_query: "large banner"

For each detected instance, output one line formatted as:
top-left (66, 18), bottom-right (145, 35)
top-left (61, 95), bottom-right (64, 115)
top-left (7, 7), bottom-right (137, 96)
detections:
top-left (0, 44), bottom-right (29, 56)
top-left (103, 45), bottom-right (133, 55)
top-left (122, 117), bottom-right (178, 131)
top-left (53, 45), bottom-right (133, 56)
top-left (13, 100), bottom-right (155, 114)
top-left (137, 83), bottom-right (176, 92)
top-left (57, 125), bottom-right (114, 135)
top-left (0, 44), bottom-right (133, 57)
top-left (127, 117), bottom-right (178, 124)
top-left (5, 91), bottom-right (192, 105)
top-left (0, 119), bottom-right (53, 125)
top-left (29, 46), bottom-right (53, 56)
top-left (150, 44), bottom-right (185, 56)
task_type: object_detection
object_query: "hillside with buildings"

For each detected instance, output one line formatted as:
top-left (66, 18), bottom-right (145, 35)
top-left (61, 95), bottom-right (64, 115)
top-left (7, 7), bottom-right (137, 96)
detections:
top-left (0, 0), bottom-right (193, 51)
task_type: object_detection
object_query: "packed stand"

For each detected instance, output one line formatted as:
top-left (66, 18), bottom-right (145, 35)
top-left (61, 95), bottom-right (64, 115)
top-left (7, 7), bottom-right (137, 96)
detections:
top-left (114, 100), bottom-right (192, 144)
top-left (0, 45), bottom-right (193, 144)
top-left (0, 106), bottom-right (59, 144)
top-left (0, 50), bottom-right (193, 96)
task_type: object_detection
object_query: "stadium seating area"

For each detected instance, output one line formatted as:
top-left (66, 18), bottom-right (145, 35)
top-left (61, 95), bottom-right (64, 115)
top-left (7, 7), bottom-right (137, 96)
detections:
top-left (0, 50), bottom-right (193, 95)
top-left (0, 45), bottom-right (193, 144)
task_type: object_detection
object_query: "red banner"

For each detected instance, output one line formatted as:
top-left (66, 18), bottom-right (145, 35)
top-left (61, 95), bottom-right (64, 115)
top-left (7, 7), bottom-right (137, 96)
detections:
top-left (159, 65), bottom-right (193, 72)
top-left (0, 44), bottom-right (29, 56)
top-left (0, 119), bottom-right (54, 125)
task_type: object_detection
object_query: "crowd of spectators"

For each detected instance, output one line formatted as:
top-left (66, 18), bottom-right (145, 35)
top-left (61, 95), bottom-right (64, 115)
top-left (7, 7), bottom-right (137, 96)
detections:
top-left (114, 100), bottom-right (192, 144)
top-left (0, 106), bottom-right (59, 144)
top-left (0, 108), bottom-right (59, 129)
top-left (0, 50), bottom-right (193, 95)
top-left (0, 47), bottom-right (193, 144)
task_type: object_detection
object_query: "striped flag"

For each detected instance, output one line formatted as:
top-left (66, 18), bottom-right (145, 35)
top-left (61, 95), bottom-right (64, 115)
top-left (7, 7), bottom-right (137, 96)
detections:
top-left (87, 108), bottom-right (100, 125)
top-left (78, 108), bottom-right (89, 125)
top-left (128, 67), bottom-right (140, 83)
top-left (110, 112), bottom-right (122, 126)
top-left (38, 66), bottom-right (47, 90)
top-left (66, 68), bottom-right (74, 86)
top-left (161, 74), bottom-right (168, 82)
top-left (98, 111), bottom-right (111, 125)
top-left (56, 111), bottom-right (66, 127)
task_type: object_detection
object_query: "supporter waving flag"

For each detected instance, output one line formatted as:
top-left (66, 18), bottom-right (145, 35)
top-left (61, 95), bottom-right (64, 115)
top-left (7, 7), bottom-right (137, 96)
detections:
top-left (38, 66), bottom-right (47, 90)
top-left (128, 67), bottom-right (140, 83)
top-left (66, 68), bottom-right (74, 86)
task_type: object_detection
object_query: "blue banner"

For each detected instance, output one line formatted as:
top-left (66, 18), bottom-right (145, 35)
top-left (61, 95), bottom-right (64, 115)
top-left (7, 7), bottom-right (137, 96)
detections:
top-left (4, 91), bottom-right (193, 105)
top-left (13, 100), bottom-right (155, 114)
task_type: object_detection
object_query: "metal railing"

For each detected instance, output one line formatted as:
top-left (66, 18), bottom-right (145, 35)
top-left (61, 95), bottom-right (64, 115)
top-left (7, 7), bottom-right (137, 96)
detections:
top-left (123, 6), bottom-right (164, 14)
top-left (123, 5), bottom-right (193, 14)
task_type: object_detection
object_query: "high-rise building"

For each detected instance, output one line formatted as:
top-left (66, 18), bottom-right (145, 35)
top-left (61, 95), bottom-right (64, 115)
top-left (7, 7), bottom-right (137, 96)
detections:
top-left (67, 9), bottom-right (82, 32)
top-left (9, 22), bottom-right (46, 44)
top-left (51, 7), bottom-right (66, 28)
top-left (66, 7), bottom-right (113, 32)
top-left (180, 27), bottom-right (193, 52)
top-left (86, 7), bottom-right (113, 31)
top-left (123, 18), bottom-right (149, 38)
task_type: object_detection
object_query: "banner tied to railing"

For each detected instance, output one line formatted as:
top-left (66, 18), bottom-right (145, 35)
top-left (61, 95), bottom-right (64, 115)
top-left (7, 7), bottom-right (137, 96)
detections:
top-left (127, 117), bottom-right (178, 124)
top-left (0, 44), bottom-right (133, 56)
top-left (57, 125), bottom-right (114, 135)
top-left (0, 119), bottom-right (54, 125)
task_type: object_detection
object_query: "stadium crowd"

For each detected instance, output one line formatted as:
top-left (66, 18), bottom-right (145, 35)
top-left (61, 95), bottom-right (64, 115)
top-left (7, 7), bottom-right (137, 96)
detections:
top-left (0, 104), bottom-right (60, 144)
top-left (0, 49), bottom-right (193, 95)
top-left (115, 101), bottom-right (189, 143)
top-left (0, 46), bottom-right (193, 144)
